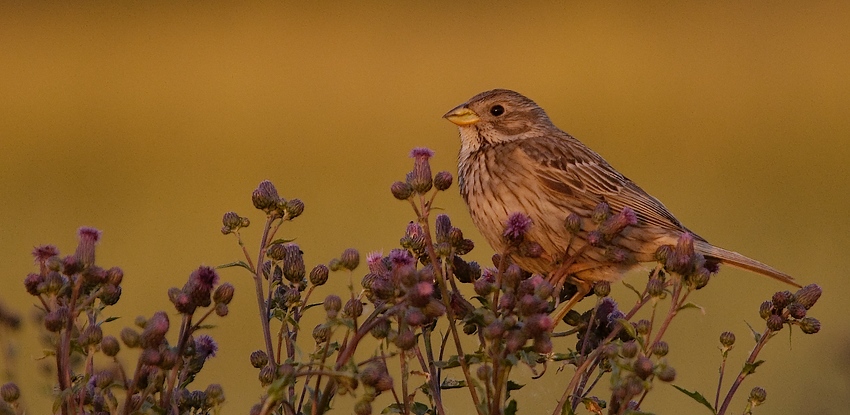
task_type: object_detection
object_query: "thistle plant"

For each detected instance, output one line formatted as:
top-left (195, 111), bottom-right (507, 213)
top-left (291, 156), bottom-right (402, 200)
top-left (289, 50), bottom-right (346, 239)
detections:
top-left (13, 228), bottom-right (232, 415)
top-left (6, 148), bottom-right (823, 415)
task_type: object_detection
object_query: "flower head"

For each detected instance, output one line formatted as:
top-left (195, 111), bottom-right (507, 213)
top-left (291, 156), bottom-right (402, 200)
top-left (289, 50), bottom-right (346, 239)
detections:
top-left (503, 212), bottom-right (533, 243)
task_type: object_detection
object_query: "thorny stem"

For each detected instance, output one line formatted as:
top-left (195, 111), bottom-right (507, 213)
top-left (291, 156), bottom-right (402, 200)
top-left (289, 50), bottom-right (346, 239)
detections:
top-left (255, 215), bottom-right (279, 364)
top-left (715, 349), bottom-right (730, 410)
top-left (416, 194), bottom-right (484, 415)
top-left (717, 327), bottom-right (774, 415)
top-left (650, 277), bottom-right (689, 349)
top-left (420, 328), bottom-right (447, 415)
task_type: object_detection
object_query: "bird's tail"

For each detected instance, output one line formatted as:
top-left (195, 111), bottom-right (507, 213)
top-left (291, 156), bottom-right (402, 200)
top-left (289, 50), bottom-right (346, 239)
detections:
top-left (695, 241), bottom-right (801, 288)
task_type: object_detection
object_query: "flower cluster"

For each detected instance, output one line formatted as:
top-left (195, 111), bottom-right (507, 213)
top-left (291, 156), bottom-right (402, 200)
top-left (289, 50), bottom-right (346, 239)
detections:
top-left (17, 229), bottom-right (231, 415)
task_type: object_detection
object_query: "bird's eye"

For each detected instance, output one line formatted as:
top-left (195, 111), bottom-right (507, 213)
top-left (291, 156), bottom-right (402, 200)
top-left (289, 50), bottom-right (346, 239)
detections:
top-left (489, 105), bottom-right (505, 116)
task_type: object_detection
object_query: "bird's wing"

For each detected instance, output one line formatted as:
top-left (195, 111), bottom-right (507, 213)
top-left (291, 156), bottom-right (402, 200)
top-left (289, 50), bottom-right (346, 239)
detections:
top-left (517, 135), bottom-right (687, 234)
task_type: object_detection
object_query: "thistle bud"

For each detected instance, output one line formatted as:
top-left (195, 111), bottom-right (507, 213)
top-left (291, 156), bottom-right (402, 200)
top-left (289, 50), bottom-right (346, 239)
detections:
top-left (80, 325), bottom-right (104, 346)
top-left (594, 281), bottom-right (611, 297)
top-left (221, 211), bottom-right (242, 231)
top-left (657, 366), bottom-right (676, 382)
top-left (284, 198), bottom-right (305, 219)
top-left (252, 180), bottom-right (280, 212)
top-left (749, 387), bottom-right (767, 405)
top-left (564, 213), bottom-right (582, 234)
top-left (44, 307), bottom-right (68, 332)
top-left (140, 311), bottom-right (170, 349)
top-left (651, 341), bottom-right (669, 357)
top-left (106, 267), bottom-right (124, 286)
top-left (340, 248), bottom-right (360, 271)
top-left (473, 276), bottom-right (494, 296)
top-left (771, 290), bottom-right (794, 310)
top-left (719, 331), bottom-right (736, 347)
top-left (250, 350), bottom-right (269, 368)
top-left (766, 314), bottom-right (785, 331)
top-left (759, 300), bottom-right (773, 320)
top-left (394, 328), bottom-right (416, 350)
top-left (434, 171), bottom-right (453, 191)
top-left (599, 207), bottom-right (637, 239)
top-left (101, 335), bottom-right (120, 357)
top-left (344, 298), bottom-right (364, 318)
top-left (312, 324), bottom-right (330, 343)
top-left (409, 147), bottom-right (434, 194)
top-left (787, 302), bottom-right (806, 319)
top-left (283, 244), bottom-right (306, 283)
top-left (213, 282), bottom-right (235, 305)
top-left (591, 202), bottom-right (610, 224)
top-left (310, 264), bottom-right (330, 286)
top-left (621, 341), bottom-right (639, 358)
top-left (75, 227), bottom-right (101, 268)
top-left (647, 277), bottom-right (665, 297)
top-left (1, 383), bottom-right (20, 403)
top-left (799, 317), bottom-right (821, 334)
top-left (635, 319), bottom-right (651, 336)
top-left (407, 282), bottom-right (434, 307)
top-left (24, 273), bottom-right (43, 296)
top-left (120, 327), bottom-right (140, 348)
top-left (370, 319), bottom-right (391, 339)
top-left (633, 356), bottom-right (654, 380)
top-left (794, 284), bottom-right (822, 310)
top-left (391, 181), bottom-right (414, 200)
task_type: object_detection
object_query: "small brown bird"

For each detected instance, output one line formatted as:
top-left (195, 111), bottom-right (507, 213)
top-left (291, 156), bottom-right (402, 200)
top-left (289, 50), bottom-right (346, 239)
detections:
top-left (443, 89), bottom-right (800, 319)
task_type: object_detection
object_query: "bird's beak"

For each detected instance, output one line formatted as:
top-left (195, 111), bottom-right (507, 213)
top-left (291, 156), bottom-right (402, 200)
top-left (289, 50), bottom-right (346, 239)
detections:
top-left (443, 105), bottom-right (480, 126)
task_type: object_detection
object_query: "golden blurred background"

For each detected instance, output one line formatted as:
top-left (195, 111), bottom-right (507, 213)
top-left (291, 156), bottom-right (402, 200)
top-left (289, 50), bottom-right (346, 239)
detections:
top-left (1, 2), bottom-right (848, 414)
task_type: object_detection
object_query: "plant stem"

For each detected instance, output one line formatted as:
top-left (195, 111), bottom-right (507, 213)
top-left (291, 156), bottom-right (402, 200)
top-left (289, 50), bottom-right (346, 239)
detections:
top-left (717, 327), bottom-right (773, 415)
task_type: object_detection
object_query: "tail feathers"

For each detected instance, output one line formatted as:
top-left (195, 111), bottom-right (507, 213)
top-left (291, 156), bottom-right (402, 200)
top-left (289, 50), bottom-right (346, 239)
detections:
top-left (695, 241), bottom-right (801, 288)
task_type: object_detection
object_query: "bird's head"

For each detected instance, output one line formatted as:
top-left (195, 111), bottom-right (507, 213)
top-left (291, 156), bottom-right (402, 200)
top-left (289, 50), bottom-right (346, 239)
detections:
top-left (443, 89), bottom-right (554, 150)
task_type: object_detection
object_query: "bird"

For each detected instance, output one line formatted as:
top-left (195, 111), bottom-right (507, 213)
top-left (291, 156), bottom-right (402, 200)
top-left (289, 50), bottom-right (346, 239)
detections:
top-left (443, 89), bottom-right (801, 322)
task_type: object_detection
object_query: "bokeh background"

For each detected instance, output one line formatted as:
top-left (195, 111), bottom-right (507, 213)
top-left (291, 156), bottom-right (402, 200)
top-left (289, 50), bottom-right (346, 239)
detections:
top-left (2, 2), bottom-right (848, 414)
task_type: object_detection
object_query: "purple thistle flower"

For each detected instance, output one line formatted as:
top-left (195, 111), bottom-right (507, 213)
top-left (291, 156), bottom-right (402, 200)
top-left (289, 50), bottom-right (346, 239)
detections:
top-left (503, 212), bottom-right (533, 243)
top-left (367, 251), bottom-right (386, 275)
top-left (75, 227), bottom-right (102, 267)
top-left (32, 245), bottom-right (59, 264)
top-left (389, 249), bottom-right (414, 268)
top-left (409, 147), bottom-right (435, 159)
top-left (194, 335), bottom-right (218, 360)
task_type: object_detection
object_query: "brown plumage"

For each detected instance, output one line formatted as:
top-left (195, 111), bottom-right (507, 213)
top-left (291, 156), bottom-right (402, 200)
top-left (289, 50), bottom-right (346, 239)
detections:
top-left (443, 89), bottom-right (800, 316)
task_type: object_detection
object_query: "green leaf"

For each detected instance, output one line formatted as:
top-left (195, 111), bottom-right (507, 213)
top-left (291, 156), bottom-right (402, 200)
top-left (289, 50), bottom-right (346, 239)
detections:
top-left (382, 403), bottom-right (403, 414)
top-left (745, 321), bottom-right (762, 343)
top-left (102, 316), bottom-right (120, 323)
top-left (621, 280), bottom-right (643, 298)
top-left (411, 402), bottom-right (430, 415)
top-left (217, 261), bottom-right (253, 273)
top-left (506, 380), bottom-right (524, 399)
top-left (615, 318), bottom-right (638, 340)
top-left (671, 385), bottom-right (716, 414)
top-left (505, 399), bottom-right (518, 415)
top-left (303, 302), bottom-right (323, 311)
top-left (677, 302), bottom-right (705, 314)
top-left (434, 355), bottom-right (460, 369)
top-left (742, 360), bottom-right (765, 375)
top-left (269, 237), bottom-right (296, 246)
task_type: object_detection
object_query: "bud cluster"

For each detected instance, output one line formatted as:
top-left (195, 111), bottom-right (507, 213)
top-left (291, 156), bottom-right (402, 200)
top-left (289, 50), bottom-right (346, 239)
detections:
top-left (654, 232), bottom-right (713, 289)
top-left (759, 284), bottom-right (822, 334)
top-left (251, 180), bottom-right (305, 220)
top-left (391, 147), bottom-right (455, 200)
